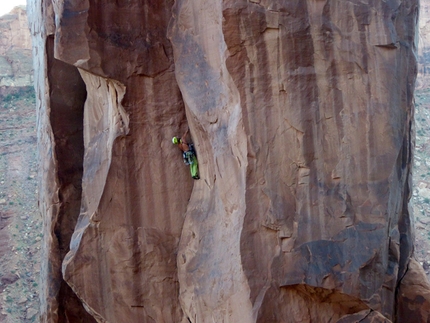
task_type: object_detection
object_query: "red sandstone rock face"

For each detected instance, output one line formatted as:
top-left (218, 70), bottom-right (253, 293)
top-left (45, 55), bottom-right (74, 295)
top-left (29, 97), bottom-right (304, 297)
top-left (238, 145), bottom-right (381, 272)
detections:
top-left (28, 0), bottom-right (430, 322)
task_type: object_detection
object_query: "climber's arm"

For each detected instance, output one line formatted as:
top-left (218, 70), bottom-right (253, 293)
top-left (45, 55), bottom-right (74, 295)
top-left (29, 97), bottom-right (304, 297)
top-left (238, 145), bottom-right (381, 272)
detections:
top-left (181, 128), bottom-right (189, 142)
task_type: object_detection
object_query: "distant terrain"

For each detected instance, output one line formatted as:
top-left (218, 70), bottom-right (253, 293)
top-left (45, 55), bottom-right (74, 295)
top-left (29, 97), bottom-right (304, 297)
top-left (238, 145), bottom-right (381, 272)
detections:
top-left (412, 89), bottom-right (430, 277)
top-left (0, 6), bottom-right (40, 323)
top-left (0, 86), bottom-right (39, 323)
top-left (412, 0), bottom-right (430, 279)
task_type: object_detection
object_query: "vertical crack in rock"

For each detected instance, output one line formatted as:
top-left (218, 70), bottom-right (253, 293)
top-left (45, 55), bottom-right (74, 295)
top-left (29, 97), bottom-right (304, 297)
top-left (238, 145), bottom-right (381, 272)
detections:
top-left (169, 0), bottom-right (253, 321)
top-left (61, 70), bottom-right (130, 319)
top-left (31, 0), bottom-right (192, 322)
top-left (61, 68), bottom-right (190, 322)
top-left (396, 258), bottom-right (430, 321)
top-left (42, 35), bottom-right (96, 322)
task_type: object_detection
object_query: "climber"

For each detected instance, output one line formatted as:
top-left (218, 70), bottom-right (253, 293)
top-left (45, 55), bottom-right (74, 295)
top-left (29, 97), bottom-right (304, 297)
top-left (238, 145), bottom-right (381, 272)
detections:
top-left (172, 128), bottom-right (199, 180)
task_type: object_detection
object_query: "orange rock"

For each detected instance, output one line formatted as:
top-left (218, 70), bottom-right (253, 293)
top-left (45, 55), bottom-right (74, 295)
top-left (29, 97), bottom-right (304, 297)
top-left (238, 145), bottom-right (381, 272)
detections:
top-left (397, 258), bottom-right (430, 322)
top-left (28, 0), bottom-right (429, 322)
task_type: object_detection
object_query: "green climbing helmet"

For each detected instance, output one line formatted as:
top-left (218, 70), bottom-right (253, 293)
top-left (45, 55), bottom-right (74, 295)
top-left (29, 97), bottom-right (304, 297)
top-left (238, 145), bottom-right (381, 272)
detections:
top-left (172, 137), bottom-right (179, 145)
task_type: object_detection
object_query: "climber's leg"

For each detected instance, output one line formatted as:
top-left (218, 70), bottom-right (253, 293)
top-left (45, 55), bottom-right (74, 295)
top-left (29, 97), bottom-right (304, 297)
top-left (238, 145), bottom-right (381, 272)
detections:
top-left (190, 155), bottom-right (199, 179)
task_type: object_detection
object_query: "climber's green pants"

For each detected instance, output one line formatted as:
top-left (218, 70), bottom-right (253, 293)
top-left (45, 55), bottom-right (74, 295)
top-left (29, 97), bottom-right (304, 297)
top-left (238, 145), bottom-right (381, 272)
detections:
top-left (190, 155), bottom-right (199, 179)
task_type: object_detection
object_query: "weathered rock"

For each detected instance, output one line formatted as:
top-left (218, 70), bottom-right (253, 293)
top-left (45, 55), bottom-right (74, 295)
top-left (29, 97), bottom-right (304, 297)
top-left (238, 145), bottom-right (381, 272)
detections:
top-left (397, 258), bottom-right (430, 322)
top-left (29, 0), bottom-right (189, 322)
top-left (171, 0), bottom-right (423, 321)
top-left (0, 6), bottom-right (30, 53)
top-left (26, 307), bottom-right (38, 320)
top-left (0, 273), bottom-right (19, 286)
top-left (337, 309), bottom-right (391, 323)
top-left (0, 212), bottom-right (12, 261)
top-left (28, 0), bottom-right (430, 322)
top-left (0, 6), bottom-right (33, 86)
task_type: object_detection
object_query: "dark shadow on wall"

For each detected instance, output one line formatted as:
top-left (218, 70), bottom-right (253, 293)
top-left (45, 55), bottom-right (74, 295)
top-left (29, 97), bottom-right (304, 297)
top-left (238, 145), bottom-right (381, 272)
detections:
top-left (46, 35), bottom-right (96, 323)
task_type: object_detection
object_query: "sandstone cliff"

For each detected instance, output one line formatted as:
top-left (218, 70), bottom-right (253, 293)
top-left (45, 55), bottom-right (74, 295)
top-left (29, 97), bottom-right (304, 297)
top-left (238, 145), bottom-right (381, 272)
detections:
top-left (0, 6), bottom-right (32, 87)
top-left (29, 0), bottom-right (430, 322)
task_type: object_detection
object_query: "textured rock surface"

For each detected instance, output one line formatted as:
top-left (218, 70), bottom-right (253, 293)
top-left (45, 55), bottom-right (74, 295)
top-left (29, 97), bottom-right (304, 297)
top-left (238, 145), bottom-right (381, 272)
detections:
top-left (397, 258), bottom-right (430, 322)
top-left (29, 0), bottom-right (430, 322)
